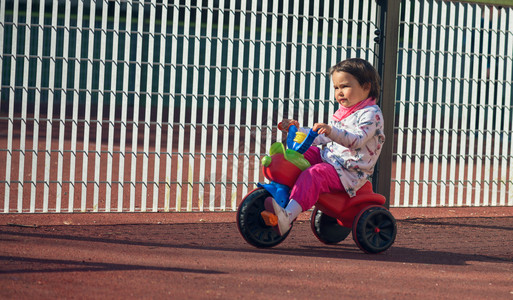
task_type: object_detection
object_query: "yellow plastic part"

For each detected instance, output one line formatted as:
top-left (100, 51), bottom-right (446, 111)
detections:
top-left (260, 211), bottom-right (278, 227)
top-left (293, 131), bottom-right (307, 143)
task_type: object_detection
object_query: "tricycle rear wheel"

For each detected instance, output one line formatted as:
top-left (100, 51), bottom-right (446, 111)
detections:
top-left (237, 188), bottom-right (291, 248)
top-left (310, 208), bottom-right (351, 245)
top-left (353, 206), bottom-right (397, 254)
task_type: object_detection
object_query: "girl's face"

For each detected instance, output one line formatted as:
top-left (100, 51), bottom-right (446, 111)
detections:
top-left (332, 71), bottom-right (371, 108)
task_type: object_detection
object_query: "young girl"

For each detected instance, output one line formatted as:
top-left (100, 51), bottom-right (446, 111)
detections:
top-left (266, 58), bottom-right (385, 235)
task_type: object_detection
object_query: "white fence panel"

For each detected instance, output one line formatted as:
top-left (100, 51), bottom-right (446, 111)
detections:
top-left (393, 1), bottom-right (513, 207)
top-left (2, 0), bottom-right (511, 212)
top-left (0, 0), bottom-right (380, 212)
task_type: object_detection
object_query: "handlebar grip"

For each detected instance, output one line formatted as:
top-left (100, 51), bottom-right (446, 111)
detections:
top-left (278, 121), bottom-right (300, 132)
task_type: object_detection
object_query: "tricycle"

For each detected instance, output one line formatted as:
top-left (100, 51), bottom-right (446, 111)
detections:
top-left (236, 123), bottom-right (397, 254)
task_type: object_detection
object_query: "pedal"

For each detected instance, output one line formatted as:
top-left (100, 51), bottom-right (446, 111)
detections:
top-left (260, 211), bottom-right (278, 227)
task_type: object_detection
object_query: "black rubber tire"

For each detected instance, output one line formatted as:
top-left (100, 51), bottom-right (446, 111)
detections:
top-left (236, 188), bottom-right (291, 248)
top-left (353, 206), bottom-right (397, 254)
top-left (310, 208), bottom-right (351, 245)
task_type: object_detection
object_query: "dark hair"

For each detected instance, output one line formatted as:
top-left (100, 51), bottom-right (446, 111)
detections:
top-left (329, 58), bottom-right (381, 100)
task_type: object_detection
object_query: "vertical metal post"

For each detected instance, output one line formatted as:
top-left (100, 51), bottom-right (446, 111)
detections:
top-left (374, 0), bottom-right (401, 208)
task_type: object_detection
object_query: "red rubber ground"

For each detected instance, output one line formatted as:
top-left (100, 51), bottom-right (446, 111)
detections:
top-left (1, 207), bottom-right (513, 299)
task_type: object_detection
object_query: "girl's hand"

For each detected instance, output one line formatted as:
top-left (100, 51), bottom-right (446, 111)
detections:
top-left (313, 123), bottom-right (332, 136)
top-left (279, 119), bottom-right (299, 132)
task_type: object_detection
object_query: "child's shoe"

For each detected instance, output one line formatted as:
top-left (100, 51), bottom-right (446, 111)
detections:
top-left (264, 197), bottom-right (292, 236)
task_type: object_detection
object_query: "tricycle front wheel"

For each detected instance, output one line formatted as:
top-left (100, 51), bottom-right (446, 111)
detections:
top-left (237, 188), bottom-right (291, 248)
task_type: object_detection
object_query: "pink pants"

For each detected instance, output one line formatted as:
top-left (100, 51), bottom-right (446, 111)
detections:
top-left (290, 147), bottom-right (344, 211)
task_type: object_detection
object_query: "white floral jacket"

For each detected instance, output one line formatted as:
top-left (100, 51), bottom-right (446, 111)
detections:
top-left (302, 105), bottom-right (385, 197)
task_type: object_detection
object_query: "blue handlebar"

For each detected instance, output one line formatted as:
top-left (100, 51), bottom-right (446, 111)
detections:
top-left (285, 125), bottom-right (298, 149)
top-left (286, 125), bottom-right (319, 154)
